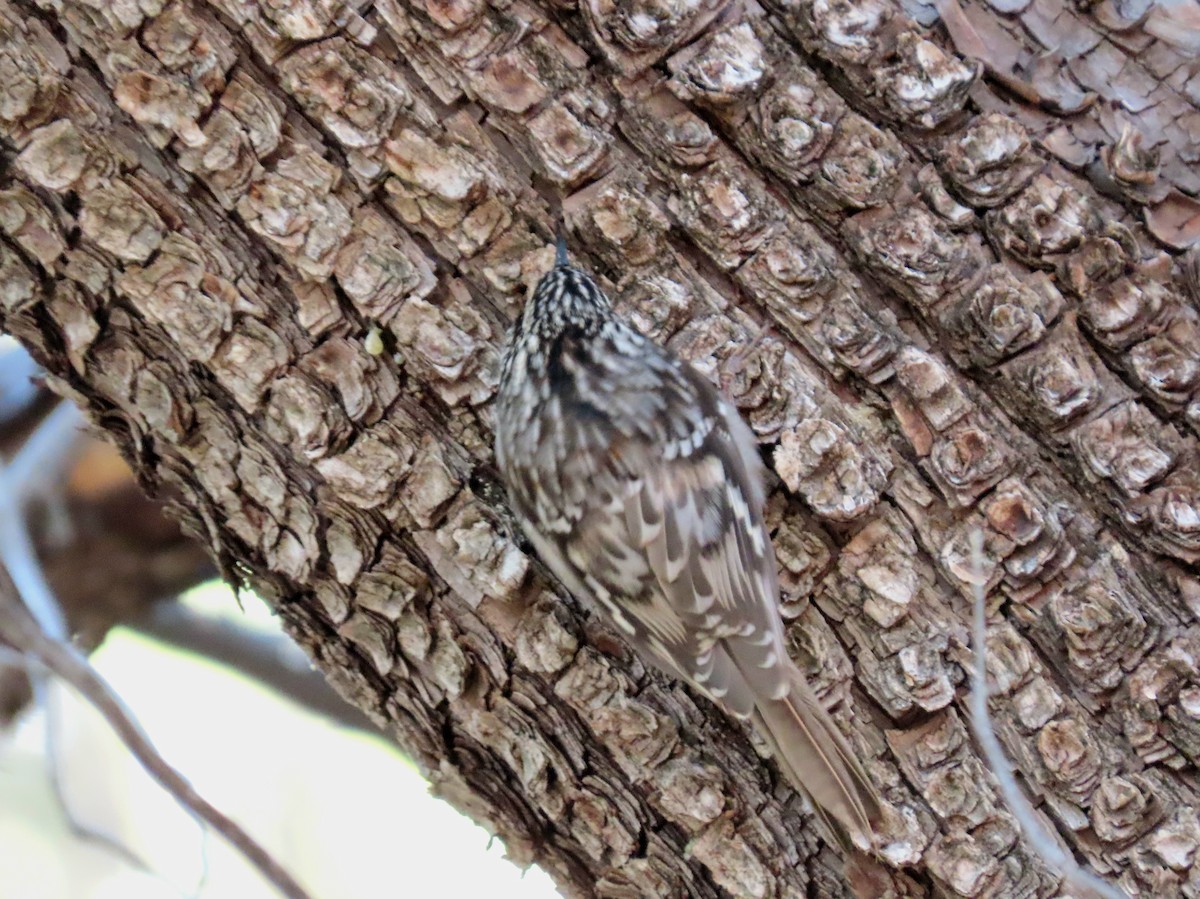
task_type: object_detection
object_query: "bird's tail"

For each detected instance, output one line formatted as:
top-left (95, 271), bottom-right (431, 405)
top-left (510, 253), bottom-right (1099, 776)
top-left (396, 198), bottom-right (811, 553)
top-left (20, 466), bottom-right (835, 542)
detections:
top-left (750, 663), bottom-right (882, 851)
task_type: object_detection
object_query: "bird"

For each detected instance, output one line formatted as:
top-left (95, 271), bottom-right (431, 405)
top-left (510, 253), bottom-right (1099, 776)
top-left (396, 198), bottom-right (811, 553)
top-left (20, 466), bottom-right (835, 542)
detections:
top-left (493, 230), bottom-right (882, 849)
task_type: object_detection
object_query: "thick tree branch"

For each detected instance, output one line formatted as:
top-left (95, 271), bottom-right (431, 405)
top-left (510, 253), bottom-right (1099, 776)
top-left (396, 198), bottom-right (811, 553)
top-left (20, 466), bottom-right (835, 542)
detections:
top-left (1, 0), bottom-right (1198, 895)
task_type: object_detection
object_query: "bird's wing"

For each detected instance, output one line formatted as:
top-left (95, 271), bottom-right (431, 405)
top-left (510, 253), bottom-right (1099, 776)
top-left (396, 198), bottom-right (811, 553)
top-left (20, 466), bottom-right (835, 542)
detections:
top-left (499, 323), bottom-right (883, 842)
top-left (569, 330), bottom-right (882, 840)
top-left (512, 325), bottom-right (790, 716)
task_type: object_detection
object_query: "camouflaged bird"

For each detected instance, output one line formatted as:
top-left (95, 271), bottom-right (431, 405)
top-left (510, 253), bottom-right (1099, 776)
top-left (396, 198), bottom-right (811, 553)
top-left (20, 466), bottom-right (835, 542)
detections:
top-left (494, 236), bottom-right (882, 848)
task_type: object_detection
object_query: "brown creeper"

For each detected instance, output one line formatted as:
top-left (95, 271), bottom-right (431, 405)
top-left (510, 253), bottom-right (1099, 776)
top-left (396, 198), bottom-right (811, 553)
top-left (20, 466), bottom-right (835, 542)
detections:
top-left (494, 235), bottom-right (882, 847)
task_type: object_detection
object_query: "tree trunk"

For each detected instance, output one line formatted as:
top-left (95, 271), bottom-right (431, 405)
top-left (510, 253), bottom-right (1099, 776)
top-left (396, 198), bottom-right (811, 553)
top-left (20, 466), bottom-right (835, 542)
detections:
top-left (0, 366), bottom-right (215, 719)
top-left (2, 0), bottom-right (1199, 895)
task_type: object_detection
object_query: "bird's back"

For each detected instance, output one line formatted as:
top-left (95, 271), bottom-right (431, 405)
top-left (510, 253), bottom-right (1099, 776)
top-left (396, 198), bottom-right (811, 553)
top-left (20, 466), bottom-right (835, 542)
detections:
top-left (494, 261), bottom-right (883, 847)
top-left (496, 296), bottom-right (786, 714)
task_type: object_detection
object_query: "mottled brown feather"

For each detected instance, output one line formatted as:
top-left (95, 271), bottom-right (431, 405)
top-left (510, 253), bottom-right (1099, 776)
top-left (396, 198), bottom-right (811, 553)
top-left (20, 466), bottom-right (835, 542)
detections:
top-left (495, 262), bottom-right (883, 846)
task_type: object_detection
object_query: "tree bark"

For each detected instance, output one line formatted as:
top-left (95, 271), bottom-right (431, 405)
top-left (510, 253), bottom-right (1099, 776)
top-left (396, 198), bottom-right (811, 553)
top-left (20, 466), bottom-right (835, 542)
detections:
top-left (0, 361), bottom-right (214, 719)
top-left (1, 0), bottom-right (1199, 896)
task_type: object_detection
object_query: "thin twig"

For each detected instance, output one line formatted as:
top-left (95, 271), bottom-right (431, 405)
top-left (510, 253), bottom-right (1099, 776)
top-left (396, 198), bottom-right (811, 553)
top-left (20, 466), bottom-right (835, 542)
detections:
top-left (967, 529), bottom-right (1128, 899)
top-left (0, 402), bottom-right (311, 899)
top-left (0, 605), bottom-right (313, 899)
top-left (35, 675), bottom-right (157, 872)
top-left (4, 643), bottom-right (212, 892)
top-left (1, 645), bottom-right (213, 898)
top-left (0, 404), bottom-right (84, 641)
top-left (4, 648), bottom-right (156, 883)
top-left (0, 401), bottom-right (146, 861)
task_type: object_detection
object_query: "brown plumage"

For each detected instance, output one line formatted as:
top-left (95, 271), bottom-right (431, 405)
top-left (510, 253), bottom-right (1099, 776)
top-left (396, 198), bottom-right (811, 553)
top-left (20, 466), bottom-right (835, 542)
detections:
top-left (494, 240), bottom-right (882, 847)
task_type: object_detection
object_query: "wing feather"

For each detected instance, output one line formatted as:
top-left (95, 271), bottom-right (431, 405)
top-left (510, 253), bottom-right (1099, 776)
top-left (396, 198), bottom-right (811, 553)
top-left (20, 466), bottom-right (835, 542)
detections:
top-left (497, 294), bottom-right (881, 846)
top-left (522, 335), bottom-right (782, 707)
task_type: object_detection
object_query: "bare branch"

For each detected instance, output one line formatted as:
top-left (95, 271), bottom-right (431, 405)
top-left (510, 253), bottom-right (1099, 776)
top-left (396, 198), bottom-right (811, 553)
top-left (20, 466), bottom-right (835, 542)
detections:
top-left (0, 599), bottom-right (314, 899)
top-left (0, 400), bottom-right (145, 863)
top-left (967, 530), bottom-right (1128, 899)
top-left (0, 643), bottom-right (211, 896)
top-left (0, 401), bottom-right (85, 639)
top-left (37, 676), bottom-right (158, 872)
top-left (0, 403), bottom-right (312, 899)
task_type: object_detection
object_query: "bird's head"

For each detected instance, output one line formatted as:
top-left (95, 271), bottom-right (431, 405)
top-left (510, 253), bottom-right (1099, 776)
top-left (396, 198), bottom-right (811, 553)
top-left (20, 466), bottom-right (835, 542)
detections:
top-left (523, 230), bottom-right (613, 339)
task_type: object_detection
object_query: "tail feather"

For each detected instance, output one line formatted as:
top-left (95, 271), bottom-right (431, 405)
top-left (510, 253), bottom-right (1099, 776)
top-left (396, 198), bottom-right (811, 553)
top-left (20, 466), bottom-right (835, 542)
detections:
top-left (749, 663), bottom-right (882, 850)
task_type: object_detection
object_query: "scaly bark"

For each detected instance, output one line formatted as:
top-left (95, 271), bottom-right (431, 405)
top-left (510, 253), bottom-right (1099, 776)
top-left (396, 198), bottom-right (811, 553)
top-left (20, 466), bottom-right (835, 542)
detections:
top-left (0, 369), bottom-right (213, 720)
top-left (1, 0), bottom-right (1198, 895)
